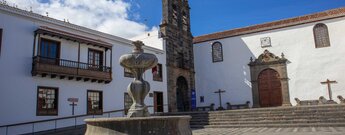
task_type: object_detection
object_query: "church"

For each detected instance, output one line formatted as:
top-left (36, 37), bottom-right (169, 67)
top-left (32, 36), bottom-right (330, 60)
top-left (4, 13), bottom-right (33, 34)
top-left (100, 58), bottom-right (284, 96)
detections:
top-left (193, 7), bottom-right (345, 108)
top-left (1, 0), bottom-right (345, 134)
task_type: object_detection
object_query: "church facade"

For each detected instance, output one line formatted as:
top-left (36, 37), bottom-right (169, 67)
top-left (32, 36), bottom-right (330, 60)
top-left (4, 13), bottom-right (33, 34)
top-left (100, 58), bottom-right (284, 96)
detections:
top-left (193, 7), bottom-right (345, 108)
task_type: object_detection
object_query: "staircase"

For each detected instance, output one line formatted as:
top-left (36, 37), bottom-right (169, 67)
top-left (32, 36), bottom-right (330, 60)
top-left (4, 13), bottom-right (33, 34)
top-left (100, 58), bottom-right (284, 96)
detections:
top-left (165, 104), bottom-right (345, 128)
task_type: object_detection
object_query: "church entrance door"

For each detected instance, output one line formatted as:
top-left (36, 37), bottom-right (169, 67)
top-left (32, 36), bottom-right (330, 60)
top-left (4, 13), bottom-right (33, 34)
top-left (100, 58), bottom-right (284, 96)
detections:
top-left (258, 69), bottom-right (282, 107)
top-left (176, 76), bottom-right (189, 112)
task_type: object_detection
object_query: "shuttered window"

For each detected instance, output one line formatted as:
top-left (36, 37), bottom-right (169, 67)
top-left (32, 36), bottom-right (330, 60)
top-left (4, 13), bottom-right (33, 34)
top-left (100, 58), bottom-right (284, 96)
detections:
top-left (313, 23), bottom-right (331, 48)
top-left (212, 42), bottom-right (223, 62)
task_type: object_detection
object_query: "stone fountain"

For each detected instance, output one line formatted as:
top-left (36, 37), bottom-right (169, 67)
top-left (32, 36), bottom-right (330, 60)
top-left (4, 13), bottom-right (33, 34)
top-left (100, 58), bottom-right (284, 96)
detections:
top-left (84, 41), bottom-right (192, 135)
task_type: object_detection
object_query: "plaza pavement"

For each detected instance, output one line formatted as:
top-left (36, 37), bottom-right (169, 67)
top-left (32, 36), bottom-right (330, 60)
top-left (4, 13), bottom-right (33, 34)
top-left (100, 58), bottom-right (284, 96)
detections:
top-left (192, 127), bottom-right (345, 135)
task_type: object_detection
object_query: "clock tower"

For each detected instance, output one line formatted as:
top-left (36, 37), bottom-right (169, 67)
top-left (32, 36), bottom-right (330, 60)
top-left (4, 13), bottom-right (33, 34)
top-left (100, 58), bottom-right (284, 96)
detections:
top-left (160, 0), bottom-right (195, 112)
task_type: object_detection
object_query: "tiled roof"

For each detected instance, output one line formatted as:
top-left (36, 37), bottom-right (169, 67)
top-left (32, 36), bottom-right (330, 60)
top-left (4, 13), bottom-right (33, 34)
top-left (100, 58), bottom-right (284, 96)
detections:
top-left (194, 7), bottom-right (345, 44)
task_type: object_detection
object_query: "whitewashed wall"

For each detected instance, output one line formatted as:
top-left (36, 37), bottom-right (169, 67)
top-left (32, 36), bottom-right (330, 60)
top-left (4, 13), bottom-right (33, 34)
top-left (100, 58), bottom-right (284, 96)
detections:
top-left (194, 17), bottom-right (345, 108)
top-left (0, 8), bottom-right (167, 134)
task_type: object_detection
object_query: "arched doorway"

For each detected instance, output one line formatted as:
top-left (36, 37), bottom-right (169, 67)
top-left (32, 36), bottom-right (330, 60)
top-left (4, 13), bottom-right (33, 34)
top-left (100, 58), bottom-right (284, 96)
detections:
top-left (258, 69), bottom-right (282, 107)
top-left (176, 76), bottom-right (189, 112)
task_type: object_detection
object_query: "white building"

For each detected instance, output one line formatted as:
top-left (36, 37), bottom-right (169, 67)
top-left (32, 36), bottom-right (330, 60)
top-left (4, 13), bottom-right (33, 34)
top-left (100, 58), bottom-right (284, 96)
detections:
top-left (194, 7), bottom-right (345, 108)
top-left (0, 3), bottom-right (167, 134)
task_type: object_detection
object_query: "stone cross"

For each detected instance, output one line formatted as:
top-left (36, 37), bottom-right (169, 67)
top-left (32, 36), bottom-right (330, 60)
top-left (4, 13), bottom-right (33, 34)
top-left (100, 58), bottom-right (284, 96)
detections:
top-left (321, 79), bottom-right (337, 100)
top-left (214, 89), bottom-right (226, 110)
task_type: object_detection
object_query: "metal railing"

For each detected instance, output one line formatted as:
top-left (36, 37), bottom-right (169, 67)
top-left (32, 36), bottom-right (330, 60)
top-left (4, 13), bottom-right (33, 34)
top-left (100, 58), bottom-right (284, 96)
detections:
top-left (0, 105), bottom-right (168, 135)
top-left (33, 56), bottom-right (111, 73)
top-left (0, 109), bottom-right (124, 135)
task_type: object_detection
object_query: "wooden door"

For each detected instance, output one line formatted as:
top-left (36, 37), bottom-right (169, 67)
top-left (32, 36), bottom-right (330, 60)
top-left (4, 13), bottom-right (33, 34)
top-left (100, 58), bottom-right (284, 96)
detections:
top-left (154, 92), bottom-right (163, 112)
top-left (258, 69), bottom-right (282, 107)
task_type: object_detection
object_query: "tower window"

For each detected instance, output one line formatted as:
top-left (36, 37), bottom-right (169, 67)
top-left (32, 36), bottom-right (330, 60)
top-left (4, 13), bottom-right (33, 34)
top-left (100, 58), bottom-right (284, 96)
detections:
top-left (212, 42), bottom-right (223, 62)
top-left (178, 53), bottom-right (184, 68)
top-left (313, 23), bottom-right (330, 48)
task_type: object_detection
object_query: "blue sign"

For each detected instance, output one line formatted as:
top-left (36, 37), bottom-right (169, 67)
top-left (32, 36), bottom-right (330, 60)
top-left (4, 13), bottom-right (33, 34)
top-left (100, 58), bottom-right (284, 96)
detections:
top-left (191, 89), bottom-right (196, 110)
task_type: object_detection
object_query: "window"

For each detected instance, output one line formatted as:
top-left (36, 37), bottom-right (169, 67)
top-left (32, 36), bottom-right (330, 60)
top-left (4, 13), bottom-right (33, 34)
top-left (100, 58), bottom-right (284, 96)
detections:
top-left (178, 53), bottom-right (184, 68)
top-left (172, 4), bottom-right (178, 26)
top-left (124, 68), bottom-right (134, 78)
top-left (87, 90), bottom-right (103, 115)
top-left (124, 92), bottom-right (133, 115)
top-left (37, 87), bottom-right (58, 116)
top-left (212, 42), bottom-right (223, 62)
top-left (0, 28), bottom-right (2, 56)
top-left (88, 49), bottom-right (103, 70)
top-left (313, 23), bottom-right (331, 48)
top-left (39, 38), bottom-right (60, 64)
top-left (152, 63), bottom-right (163, 81)
top-left (182, 11), bottom-right (188, 31)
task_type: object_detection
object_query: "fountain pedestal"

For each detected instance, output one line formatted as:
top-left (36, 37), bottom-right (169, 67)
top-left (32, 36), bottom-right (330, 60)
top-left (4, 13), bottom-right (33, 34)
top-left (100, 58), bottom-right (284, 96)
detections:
top-left (84, 41), bottom-right (192, 135)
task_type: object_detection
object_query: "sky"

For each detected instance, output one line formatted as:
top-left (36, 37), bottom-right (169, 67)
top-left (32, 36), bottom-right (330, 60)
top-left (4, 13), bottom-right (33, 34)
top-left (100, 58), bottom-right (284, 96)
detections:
top-left (8, 0), bottom-right (345, 38)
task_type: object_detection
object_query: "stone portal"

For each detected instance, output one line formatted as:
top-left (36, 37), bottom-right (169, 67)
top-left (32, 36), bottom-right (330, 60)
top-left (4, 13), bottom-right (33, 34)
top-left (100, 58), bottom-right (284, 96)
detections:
top-left (249, 50), bottom-right (291, 108)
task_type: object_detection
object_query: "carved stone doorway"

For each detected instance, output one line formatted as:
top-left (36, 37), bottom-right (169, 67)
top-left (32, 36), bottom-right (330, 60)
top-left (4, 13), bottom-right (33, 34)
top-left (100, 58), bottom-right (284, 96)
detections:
top-left (249, 50), bottom-right (291, 108)
top-left (258, 69), bottom-right (282, 107)
top-left (176, 76), bottom-right (189, 112)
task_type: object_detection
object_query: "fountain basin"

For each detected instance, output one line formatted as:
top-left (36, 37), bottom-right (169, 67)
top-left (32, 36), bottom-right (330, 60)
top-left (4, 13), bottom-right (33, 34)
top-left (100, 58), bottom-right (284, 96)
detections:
top-left (84, 116), bottom-right (192, 135)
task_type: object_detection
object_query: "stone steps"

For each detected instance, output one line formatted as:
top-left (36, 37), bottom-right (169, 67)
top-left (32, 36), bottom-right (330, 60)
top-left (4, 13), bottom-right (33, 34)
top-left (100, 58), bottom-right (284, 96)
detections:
top-left (191, 116), bottom-right (345, 122)
top-left (166, 104), bottom-right (345, 128)
top-left (191, 123), bottom-right (345, 128)
top-left (191, 119), bottom-right (345, 125)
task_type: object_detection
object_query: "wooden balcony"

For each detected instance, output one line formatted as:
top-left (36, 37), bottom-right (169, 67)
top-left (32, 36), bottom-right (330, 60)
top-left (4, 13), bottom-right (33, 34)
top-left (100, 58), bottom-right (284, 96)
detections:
top-left (32, 56), bottom-right (112, 83)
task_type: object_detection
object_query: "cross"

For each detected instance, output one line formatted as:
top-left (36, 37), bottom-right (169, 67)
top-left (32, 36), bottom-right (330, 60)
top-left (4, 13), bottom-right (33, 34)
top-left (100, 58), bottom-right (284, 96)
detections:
top-left (214, 89), bottom-right (226, 110)
top-left (321, 79), bottom-right (337, 100)
top-left (69, 102), bottom-right (77, 115)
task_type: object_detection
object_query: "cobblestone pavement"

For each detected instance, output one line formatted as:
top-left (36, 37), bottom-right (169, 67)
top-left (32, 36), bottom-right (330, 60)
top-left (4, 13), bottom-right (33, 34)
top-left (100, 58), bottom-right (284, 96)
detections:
top-left (192, 127), bottom-right (345, 135)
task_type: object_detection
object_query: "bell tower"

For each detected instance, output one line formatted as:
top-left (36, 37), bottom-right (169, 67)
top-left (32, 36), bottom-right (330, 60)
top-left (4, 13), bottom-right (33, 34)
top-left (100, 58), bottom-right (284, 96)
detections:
top-left (160, 0), bottom-right (195, 112)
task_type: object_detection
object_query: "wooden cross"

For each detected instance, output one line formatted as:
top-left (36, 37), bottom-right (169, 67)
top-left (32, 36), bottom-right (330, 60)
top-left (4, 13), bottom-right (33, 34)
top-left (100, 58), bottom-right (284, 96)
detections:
top-left (214, 89), bottom-right (226, 110)
top-left (321, 79), bottom-right (337, 100)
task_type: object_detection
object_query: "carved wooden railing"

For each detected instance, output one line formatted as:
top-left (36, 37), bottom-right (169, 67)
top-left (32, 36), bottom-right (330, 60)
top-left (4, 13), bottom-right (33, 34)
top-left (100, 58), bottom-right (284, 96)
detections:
top-left (32, 56), bottom-right (112, 82)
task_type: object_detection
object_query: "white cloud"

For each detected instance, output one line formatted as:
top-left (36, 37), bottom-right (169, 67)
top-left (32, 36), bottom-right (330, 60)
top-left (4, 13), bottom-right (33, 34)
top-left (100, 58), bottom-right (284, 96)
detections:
top-left (9, 0), bottom-right (155, 38)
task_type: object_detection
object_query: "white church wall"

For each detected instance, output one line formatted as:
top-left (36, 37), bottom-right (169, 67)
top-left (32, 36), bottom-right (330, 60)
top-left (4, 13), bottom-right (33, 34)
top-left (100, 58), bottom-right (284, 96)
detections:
top-left (194, 17), bottom-right (345, 108)
top-left (0, 6), bottom-right (167, 134)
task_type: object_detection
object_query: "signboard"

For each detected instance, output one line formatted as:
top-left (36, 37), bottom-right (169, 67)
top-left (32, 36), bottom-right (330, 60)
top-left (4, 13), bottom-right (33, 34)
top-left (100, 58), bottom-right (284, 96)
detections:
top-left (191, 89), bottom-right (196, 110)
top-left (68, 98), bottom-right (79, 102)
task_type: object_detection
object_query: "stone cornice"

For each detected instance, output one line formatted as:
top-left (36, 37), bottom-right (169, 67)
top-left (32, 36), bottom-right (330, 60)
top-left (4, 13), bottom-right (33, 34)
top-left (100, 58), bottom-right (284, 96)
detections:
top-left (194, 7), bottom-right (345, 44)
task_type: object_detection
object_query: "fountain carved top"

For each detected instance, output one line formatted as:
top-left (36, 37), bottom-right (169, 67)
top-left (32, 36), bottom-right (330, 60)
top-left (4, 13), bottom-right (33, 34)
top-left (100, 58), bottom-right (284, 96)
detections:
top-left (120, 41), bottom-right (158, 71)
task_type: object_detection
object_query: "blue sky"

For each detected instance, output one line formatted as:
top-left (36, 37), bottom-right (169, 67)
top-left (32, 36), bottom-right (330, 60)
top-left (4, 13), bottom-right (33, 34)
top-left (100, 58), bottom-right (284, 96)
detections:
top-left (11, 0), bottom-right (345, 38)
top-left (129, 0), bottom-right (345, 36)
